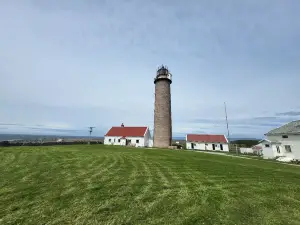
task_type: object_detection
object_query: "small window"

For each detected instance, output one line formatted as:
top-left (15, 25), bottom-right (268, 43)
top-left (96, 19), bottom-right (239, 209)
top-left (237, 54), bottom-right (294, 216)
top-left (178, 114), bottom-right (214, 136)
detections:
top-left (285, 145), bottom-right (292, 153)
top-left (118, 139), bottom-right (120, 143)
top-left (276, 146), bottom-right (280, 153)
top-left (265, 144), bottom-right (270, 147)
top-left (282, 135), bottom-right (288, 138)
top-left (108, 139), bottom-right (111, 142)
top-left (136, 139), bottom-right (139, 143)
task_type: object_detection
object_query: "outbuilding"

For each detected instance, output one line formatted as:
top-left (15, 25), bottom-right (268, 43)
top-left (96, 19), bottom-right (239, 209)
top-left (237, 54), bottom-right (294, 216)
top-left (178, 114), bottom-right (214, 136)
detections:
top-left (186, 134), bottom-right (229, 152)
top-left (104, 123), bottom-right (151, 147)
top-left (252, 139), bottom-right (280, 159)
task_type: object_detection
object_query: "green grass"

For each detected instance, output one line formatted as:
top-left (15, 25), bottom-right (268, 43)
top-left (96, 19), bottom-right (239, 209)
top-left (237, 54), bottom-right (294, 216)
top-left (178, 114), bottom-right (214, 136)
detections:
top-left (1, 145), bottom-right (300, 225)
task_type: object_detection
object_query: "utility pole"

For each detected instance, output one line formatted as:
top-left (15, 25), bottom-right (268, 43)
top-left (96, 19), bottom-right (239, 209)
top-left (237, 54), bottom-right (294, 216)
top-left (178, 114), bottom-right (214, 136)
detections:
top-left (88, 127), bottom-right (95, 144)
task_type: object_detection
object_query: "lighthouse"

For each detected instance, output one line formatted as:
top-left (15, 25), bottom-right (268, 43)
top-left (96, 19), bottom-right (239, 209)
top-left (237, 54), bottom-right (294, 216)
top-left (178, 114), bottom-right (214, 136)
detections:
top-left (153, 65), bottom-right (172, 148)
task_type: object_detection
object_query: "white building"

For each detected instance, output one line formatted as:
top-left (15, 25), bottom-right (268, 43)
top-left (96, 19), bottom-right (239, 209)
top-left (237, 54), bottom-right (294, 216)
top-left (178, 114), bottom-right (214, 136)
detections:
top-left (104, 123), bottom-right (151, 147)
top-left (251, 139), bottom-right (278, 158)
top-left (186, 134), bottom-right (229, 152)
top-left (261, 120), bottom-right (300, 161)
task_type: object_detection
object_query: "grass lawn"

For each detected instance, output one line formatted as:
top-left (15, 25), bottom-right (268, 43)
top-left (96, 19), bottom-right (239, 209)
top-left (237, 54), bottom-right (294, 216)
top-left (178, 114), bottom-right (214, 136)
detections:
top-left (1, 145), bottom-right (300, 225)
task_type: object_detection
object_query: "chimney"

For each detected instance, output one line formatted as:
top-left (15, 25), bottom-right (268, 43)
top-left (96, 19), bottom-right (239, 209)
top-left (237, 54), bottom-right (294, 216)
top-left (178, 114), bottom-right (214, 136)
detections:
top-left (121, 123), bottom-right (124, 127)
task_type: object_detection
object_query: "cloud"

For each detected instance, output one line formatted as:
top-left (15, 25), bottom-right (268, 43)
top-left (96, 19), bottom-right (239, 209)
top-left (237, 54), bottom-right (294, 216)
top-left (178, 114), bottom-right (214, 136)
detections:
top-left (0, 123), bottom-right (25, 126)
top-left (185, 114), bottom-right (300, 138)
top-left (27, 127), bottom-right (81, 133)
top-left (276, 111), bottom-right (300, 116)
top-left (0, 0), bottom-right (300, 138)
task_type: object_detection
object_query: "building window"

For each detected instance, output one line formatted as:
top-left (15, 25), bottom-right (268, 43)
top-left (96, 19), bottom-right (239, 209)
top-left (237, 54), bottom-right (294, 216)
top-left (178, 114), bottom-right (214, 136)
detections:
top-left (136, 139), bottom-right (139, 143)
top-left (276, 146), bottom-right (280, 153)
top-left (285, 145), bottom-right (292, 153)
top-left (265, 144), bottom-right (270, 147)
top-left (282, 135), bottom-right (288, 138)
top-left (108, 139), bottom-right (111, 142)
top-left (118, 139), bottom-right (120, 143)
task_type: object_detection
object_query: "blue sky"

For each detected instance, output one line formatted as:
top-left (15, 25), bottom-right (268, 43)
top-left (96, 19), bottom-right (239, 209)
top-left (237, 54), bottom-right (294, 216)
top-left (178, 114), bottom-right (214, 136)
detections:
top-left (1, 0), bottom-right (300, 138)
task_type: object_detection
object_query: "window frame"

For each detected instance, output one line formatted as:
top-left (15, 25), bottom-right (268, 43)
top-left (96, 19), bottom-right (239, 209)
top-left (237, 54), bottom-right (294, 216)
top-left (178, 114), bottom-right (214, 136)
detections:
top-left (276, 146), bottom-right (280, 153)
top-left (285, 145), bottom-right (292, 153)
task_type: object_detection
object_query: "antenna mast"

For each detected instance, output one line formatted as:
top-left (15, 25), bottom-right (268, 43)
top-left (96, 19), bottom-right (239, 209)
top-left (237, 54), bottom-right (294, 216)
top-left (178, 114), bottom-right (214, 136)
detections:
top-left (224, 102), bottom-right (230, 142)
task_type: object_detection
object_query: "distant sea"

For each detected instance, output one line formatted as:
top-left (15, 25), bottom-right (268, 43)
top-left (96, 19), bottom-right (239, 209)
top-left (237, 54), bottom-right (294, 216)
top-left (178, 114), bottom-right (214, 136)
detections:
top-left (0, 134), bottom-right (103, 141)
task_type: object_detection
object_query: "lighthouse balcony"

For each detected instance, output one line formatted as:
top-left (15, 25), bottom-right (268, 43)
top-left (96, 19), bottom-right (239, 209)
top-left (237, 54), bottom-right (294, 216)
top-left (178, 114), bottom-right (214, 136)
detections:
top-left (154, 73), bottom-right (172, 83)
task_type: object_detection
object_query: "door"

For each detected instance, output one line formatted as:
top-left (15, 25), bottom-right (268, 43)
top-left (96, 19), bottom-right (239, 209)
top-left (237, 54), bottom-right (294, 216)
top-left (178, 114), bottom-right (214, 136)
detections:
top-left (220, 144), bottom-right (223, 151)
top-left (212, 144), bottom-right (216, 150)
top-left (126, 139), bottom-right (132, 146)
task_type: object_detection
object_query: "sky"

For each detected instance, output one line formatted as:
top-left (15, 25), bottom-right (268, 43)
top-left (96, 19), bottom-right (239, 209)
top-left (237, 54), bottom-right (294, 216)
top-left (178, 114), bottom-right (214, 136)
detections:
top-left (1, 0), bottom-right (300, 139)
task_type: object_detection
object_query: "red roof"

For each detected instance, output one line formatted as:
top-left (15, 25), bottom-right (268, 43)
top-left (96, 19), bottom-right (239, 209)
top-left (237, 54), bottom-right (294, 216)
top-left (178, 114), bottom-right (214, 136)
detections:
top-left (187, 134), bottom-right (228, 143)
top-left (105, 126), bottom-right (148, 137)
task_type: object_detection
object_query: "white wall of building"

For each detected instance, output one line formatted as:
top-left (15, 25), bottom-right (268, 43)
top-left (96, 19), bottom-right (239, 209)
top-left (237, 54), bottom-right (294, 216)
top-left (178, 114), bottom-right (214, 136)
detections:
top-left (253, 140), bottom-right (285, 159)
top-left (104, 136), bottom-right (145, 147)
top-left (255, 141), bottom-right (276, 159)
top-left (144, 129), bottom-right (151, 147)
top-left (266, 134), bottom-right (300, 160)
top-left (186, 142), bottom-right (229, 152)
top-left (104, 128), bottom-right (151, 148)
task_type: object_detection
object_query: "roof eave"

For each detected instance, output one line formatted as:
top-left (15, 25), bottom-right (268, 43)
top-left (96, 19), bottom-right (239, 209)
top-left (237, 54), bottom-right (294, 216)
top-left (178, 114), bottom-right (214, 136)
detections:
top-left (266, 132), bottom-right (300, 136)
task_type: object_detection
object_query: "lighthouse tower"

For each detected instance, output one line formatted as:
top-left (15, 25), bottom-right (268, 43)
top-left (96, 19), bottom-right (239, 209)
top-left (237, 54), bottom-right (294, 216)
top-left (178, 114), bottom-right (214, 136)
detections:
top-left (153, 65), bottom-right (172, 148)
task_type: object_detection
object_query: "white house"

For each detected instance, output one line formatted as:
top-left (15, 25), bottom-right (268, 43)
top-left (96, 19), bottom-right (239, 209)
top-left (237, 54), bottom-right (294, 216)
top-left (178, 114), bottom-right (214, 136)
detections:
top-left (261, 120), bottom-right (300, 160)
top-left (104, 123), bottom-right (151, 147)
top-left (252, 139), bottom-right (279, 158)
top-left (186, 134), bottom-right (229, 152)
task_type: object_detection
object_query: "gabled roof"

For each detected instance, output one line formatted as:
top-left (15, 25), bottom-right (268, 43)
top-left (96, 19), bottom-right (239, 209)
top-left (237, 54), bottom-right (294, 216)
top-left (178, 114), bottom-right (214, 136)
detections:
top-left (186, 134), bottom-right (228, 143)
top-left (105, 126), bottom-right (147, 137)
top-left (258, 139), bottom-right (271, 143)
top-left (257, 139), bottom-right (281, 145)
top-left (265, 120), bottom-right (300, 135)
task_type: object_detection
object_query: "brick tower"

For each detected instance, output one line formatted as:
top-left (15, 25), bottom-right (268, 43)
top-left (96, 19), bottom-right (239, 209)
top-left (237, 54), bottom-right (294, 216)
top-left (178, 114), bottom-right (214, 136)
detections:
top-left (153, 65), bottom-right (172, 148)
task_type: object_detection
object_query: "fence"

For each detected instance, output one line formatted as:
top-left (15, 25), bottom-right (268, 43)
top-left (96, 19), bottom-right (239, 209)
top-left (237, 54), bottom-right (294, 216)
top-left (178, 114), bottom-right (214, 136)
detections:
top-left (240, 148), bottom-right (254, 154)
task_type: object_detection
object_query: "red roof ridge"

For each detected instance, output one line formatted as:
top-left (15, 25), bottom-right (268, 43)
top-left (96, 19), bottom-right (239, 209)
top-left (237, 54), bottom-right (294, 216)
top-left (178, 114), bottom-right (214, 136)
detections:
top-left (105, 126), bottom-right (148, 137)
top-left (186, 134), bottom-right (228, 143)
